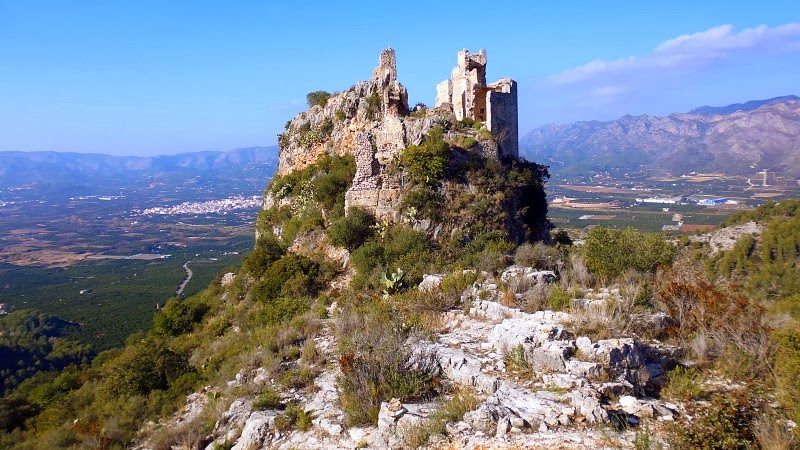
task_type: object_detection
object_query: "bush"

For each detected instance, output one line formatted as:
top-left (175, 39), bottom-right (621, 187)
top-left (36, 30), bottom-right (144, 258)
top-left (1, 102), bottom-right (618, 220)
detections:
top-left (514, 242), bottom-right (559, 269)
top-left (402, 127), bottom-right (450, 185)
top-left (350, 240), bottom-right (386, 276)
top-left (153, 297), bottom-right (209, 336)
top-left (253, 255), bottom-right (319, 305)
top-left (773, 328), bottom-right (800, 421)
top-left (306, 91), bottom-right (331, 107)
top-left (462, 137), bottom-right (478, 149)
top-left (327, 207), bottom-right (376, 251)
top-left (242, 233), bottom-right (285, 278)
top-left (275, 403), bottom-right (314, 431)
top-left (104, 338), bottom-right (194, 397)
top-left (583, 227), bottom-right (675, 282)
top-left (666, 392), bottom-right (758, 450)
top-left (400, 186), bottom-right (443, 222)
top-left (337, 303), bottom-right (441, 425)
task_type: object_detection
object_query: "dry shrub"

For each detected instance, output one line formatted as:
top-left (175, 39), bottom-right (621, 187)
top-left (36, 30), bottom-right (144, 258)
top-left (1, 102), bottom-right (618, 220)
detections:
top-left (501, 288), bottom-right (516, 307)
top-left (562, 254), bottom-right (592, 289)
top-left (753, 409), bottom-right (799, 450)
top-left (336, 301), bottom-right (441, 426)
top-left (514, 242), bottom-right (558, 269)
top-left (656, 268), bottom-right (771, 377)
top-left (505, 273), bottom-right (533, 294)
top-left (516, 282), bottom-right (550, 313)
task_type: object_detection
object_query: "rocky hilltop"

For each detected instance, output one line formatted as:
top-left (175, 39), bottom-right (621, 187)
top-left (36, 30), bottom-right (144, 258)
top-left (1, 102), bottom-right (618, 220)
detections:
top-left (277, 48), bottom-right (520, 220)
top-left (521, 96), bottom-right (800, 176)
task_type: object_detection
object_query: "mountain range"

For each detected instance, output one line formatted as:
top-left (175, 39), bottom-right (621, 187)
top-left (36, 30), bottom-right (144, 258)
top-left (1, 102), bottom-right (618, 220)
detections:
top-left (521, 96), bottom-right (800, 176)
top-left (0, 146), bottom-right (279, 187)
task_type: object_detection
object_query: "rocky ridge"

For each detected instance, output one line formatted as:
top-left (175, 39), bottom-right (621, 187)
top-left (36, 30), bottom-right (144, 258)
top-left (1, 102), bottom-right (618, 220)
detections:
top-left (145, 266), bottom-right (686, 450)
top-left (521, 96), bottom-right (800, 176)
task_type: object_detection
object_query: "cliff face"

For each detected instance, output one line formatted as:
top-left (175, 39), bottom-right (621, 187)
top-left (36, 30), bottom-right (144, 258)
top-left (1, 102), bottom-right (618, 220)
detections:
top-left (521, 97), bottom-right (800, 176)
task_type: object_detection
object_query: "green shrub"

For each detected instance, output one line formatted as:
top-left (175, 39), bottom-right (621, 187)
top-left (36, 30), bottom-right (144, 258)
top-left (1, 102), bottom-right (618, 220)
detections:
top-left (660, 366), bottom-right (705, 402)
top-left (400, 186), bottom-right (443, 222)
top-left (275, 403), bottom-right (314, 432)
top-left (462, 137), bottom-right (478, 149)
top-left (279, 366), bottom-right (317, 390)
top-left (337, 303), bottom-right (440, 426)
top-left (103, 337), bottom-right (193, 397)
top-left (366, 91), bottom-right (381, 119)
top-left (583, 227), bottom-right (675, 282)
top-left (383, 226), bottom-right (429, 264)
top-left (548, 286), bottom-right (572, 311)
top-left (773, 328), bottom-right (800, 421)
top-left (306, 91), bottom-right (331, 107)
top-left (666, 392), bottom-right (758, 450)
top-left (402, 127), bottom-right (449, 185)
top-left (350, 241), bottom-right (386, 276)
top-left (153, 297), bottom-right (208, 336)
top-left (327, 207), bottom-right (376, 251)
top-left (242, 233), bottom-right (286, 278)
top-left (254, 255), bottom-right (319, 304)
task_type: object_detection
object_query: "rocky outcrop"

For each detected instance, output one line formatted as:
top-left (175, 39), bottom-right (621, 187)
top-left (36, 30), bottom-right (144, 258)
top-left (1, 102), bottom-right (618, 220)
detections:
top-left (277, 48), bottom-right (423, 178)
top-left (144, 268), bottom-right (683, 450)
top-left (276, 48), bottom-right (520, 221)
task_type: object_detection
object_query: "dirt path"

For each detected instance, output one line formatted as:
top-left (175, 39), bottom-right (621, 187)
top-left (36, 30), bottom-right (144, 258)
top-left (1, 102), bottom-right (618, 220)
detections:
top-left (175, 261), bottom-right (193, 296)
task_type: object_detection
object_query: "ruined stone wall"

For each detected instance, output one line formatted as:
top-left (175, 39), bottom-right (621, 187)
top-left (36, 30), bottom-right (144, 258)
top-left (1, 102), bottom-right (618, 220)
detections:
top-left (434, 49), bottom-right (518, 159)
top-left (486, 79), bottom-right (519, 159)
top-left (344, 130), bottom-right (402, 221)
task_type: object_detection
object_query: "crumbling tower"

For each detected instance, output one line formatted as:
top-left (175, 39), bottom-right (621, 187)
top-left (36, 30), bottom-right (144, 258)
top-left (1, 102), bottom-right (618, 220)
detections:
top-left (435, 49), bottom-right (518, 159)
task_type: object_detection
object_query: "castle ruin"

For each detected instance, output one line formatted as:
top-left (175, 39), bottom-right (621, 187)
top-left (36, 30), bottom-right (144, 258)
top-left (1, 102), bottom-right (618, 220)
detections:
top-left (435, 49), bottom-right (519, 159)
top-left (279, 48), bottom-right (520, 221)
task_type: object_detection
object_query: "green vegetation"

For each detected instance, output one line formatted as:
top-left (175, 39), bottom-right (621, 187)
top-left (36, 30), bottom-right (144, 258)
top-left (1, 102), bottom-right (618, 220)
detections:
top-left (0, 310), bottom-right (90, 396)
top-left (326, 207), bottom-right (375, 251)
top-left (666, 392), bottom-right (758, 450)
top-left (337, 299), bottom-right (441, 425)
top-left (306, 90), bottom-right (331, 108)
top-left (582, 227), bottom-right (675, 282)
top-left (9, 106), bottom-right (800, 449)
top-left (401, 126), bottom-right (450, 185)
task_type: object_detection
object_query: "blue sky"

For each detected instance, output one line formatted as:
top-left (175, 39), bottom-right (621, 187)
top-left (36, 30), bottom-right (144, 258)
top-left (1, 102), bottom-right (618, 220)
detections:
top-left (1, 1), bottom-right (799, 156)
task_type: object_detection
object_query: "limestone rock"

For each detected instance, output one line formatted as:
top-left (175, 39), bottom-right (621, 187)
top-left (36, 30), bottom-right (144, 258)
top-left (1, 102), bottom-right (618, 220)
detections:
top-left (230, 411), bottom-right (278, 450)
top-left (419, 273), bottom-right (445, 291)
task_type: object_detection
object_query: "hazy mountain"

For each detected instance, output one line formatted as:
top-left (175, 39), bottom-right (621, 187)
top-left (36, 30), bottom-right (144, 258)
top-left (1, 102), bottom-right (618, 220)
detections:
top-left (688, 95), bottom-right (799, 116)
top-left (521, 97), bottom-right (800, 176)
top-left (0, 146), bottom-right (279, 187)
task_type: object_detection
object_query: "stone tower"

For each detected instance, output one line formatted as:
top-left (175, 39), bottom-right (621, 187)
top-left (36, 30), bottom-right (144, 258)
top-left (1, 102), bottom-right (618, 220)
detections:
top-left (435, 49), bottom-right (518, 159)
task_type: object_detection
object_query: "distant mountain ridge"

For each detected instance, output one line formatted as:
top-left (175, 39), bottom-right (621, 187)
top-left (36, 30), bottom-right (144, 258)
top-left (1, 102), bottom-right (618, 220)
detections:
top-left (0, 146), bottom-right (278, 187)
top-left (521, 96), bottom-right (800, 176)
top-left (688, 95), bottom-right (799, 116)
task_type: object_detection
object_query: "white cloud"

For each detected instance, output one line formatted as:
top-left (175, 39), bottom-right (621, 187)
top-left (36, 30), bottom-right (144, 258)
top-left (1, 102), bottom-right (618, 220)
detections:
top-left (591, 85), bottom-right (631, 98)
top-left (549, 23), bottom-right (800, 86)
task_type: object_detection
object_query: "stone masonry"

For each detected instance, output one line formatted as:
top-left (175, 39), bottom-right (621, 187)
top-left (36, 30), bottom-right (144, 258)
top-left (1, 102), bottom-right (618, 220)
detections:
top-left (435, 49), bottom-right (519, 159)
